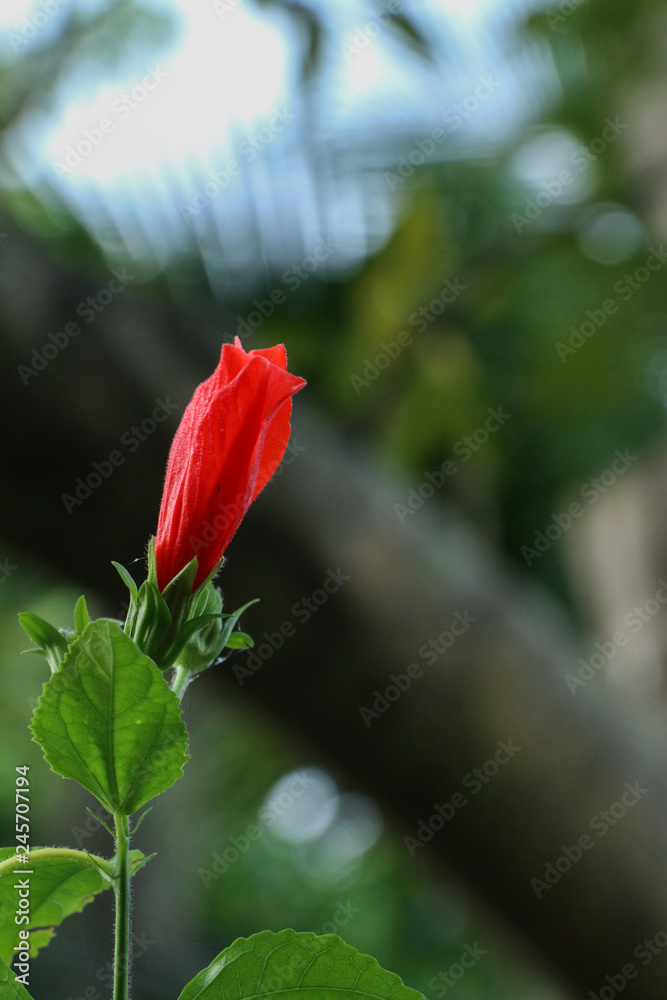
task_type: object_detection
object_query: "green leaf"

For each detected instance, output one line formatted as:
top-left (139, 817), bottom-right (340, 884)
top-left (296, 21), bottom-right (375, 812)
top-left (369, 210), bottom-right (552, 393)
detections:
top-left (17, 612), bottom-right (69, 674)
top-left (0, 949), bottom-right (34, 998)
top-left (0, 847), bottom-right (146, 964)
top-left (31, 620), bottom-right (190, 815)
top-left (176, 929), bottom-right (425, 1000)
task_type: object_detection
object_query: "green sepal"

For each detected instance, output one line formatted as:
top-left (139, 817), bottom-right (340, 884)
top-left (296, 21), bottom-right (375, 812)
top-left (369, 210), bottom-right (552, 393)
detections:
top-left (165, 613), bottom-right (226, 663)
top-left (18, 612), bottom-right (70, 674)
top-left (126, 540), bottom-right (209, 669)
top-left (174, 596), bottom-right (258, 678)
top-left (74, 595), bottom-right (91, 635)
top-left (188, 579), bottom-right (214, 619)
top-left (146, 534), bottom-right (159, 587)
top-left (117, 539), bottom-right (255, 671)
top-left (159, 555), bottom-right (198, 624)
top-left (170, 582), bottom-right (223, 675)
top-left (193, 553), bottom-right (226, 595)
top-left (133, 580), bottom-right (171, 653)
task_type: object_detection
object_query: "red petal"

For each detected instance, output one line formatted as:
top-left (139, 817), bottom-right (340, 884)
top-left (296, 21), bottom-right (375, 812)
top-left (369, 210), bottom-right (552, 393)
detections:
top-left (155, 341), bottom-right (305, 590)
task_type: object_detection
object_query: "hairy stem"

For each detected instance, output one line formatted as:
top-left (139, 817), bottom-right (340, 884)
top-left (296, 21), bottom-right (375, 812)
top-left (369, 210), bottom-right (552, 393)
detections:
top-left (113, 813), bottom-right (131, 1000)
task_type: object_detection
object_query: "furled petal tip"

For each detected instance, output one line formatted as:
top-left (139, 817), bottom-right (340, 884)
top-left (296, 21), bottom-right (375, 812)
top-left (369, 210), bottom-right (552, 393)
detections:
top-left (154, 340), bottom-right (306, 590)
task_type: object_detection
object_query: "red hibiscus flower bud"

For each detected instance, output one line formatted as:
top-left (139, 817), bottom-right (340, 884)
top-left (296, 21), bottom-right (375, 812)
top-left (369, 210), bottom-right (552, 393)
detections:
top-left (154, 338), bottom-right (306, 592)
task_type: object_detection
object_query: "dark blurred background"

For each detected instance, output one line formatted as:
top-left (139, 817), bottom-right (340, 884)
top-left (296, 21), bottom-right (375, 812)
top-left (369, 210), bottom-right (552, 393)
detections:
top-left (4, 0), bottom-right (667, 997)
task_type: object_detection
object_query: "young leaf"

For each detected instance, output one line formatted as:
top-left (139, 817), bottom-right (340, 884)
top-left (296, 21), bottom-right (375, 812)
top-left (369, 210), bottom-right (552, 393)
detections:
top-left (224, 631), bottom-right (254, 650)
top-left (176, 929), bottom-right (425, 1000)
top-left (218, 599), bottom-right (258, 651)
top-left (17, 612), bottom-right (69, 673)
top-left (74, 595), bottom-right (91, 635)
top-left (0, 950), bottom-right (34, 998)
top-left (31, 620), bottom-right (190, 816)
top-left (0, 847), bottom-right (145, 963)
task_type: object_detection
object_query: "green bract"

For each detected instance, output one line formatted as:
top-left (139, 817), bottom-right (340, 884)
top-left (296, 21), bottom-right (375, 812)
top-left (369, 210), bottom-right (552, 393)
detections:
top-left (174, 585), bottom-right (257, 677)
top-left (114, 543), bottom-right (255, 673)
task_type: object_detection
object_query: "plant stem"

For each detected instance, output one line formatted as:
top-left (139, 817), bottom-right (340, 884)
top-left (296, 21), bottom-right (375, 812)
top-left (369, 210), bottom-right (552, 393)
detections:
top-left (113, 812), bottom-right (131, 1000)
top-left (170, 663), bottom-right (191, 702)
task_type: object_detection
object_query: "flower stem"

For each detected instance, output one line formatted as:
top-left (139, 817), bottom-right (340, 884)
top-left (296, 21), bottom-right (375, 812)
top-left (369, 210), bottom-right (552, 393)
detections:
top-left (113, 812), bottom-right (131, 1000)
top-left (170, 664), bottom-right (191, 702)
